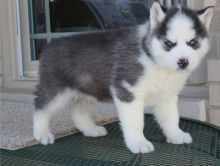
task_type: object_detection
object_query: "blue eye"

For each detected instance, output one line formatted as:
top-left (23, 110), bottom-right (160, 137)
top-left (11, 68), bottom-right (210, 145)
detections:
top-left (187, 39), bottom-right (199, 49)
top-left (164, 40), bottom-right (176, 50)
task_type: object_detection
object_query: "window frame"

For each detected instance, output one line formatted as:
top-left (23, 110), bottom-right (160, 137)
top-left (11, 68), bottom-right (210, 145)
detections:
top-left (1, 0), bottom-right (36, 89)
top-left (21, 0), bottom-right (102, 77)
top-left (19, 0), bottom-right (38, 78)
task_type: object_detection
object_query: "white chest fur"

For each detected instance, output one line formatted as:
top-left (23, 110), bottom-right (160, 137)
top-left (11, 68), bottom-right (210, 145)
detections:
top-left (130, 55), bottom-right (189, 107)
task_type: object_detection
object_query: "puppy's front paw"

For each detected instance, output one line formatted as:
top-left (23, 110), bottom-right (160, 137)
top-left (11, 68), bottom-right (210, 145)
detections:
top-left (167, 130), bottom-right (192, 144)
top-left (126, 137), bottom-right (155, 154)
top-left (83, 126), bottom-right (108, 137)
top-left (33, 129), bottom-right (55, 145)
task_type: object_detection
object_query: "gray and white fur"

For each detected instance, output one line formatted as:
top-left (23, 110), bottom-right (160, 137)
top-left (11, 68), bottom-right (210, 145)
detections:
top-left (33, 2), bottom-right (213, 153)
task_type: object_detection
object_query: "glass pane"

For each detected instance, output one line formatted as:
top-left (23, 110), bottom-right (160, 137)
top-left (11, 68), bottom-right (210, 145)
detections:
top-left (181, 0), bottom-right (187, 7)
top-left (30, 0), bottom-right (46, 33)
top-left (31, 39), bottom-right (47, 60)
top-left (49, 0), bottom-right (101, 32)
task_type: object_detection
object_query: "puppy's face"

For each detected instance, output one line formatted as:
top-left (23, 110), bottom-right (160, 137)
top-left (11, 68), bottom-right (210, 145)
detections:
top-left (149, 2), bottom-right (213, 72)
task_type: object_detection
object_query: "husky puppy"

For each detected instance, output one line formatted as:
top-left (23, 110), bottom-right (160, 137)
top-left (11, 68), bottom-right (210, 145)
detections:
top-left (33, 2), bottom-right (213, 153)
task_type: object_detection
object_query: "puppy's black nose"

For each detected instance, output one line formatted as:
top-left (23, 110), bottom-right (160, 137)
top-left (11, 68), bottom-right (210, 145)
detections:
top-left (177, 58), bottom-right (189, 69)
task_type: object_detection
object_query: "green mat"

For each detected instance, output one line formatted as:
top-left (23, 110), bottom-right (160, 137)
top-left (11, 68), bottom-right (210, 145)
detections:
top-left (1, 115), bottom-right (220, 166)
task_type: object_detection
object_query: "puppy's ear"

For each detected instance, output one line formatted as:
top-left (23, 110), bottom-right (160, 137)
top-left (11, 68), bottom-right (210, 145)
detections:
top-left (198, 6), bottom-right (213, 30)
top-left (150, 2), bottom-right (166, 30)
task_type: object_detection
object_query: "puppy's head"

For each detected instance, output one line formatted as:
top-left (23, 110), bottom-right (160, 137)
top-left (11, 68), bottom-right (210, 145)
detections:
top-left (149, 2), bottom-right (213, 72)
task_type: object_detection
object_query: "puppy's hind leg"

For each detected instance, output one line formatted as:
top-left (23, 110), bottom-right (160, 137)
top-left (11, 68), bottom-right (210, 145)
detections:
top-left (33, 110), bottom-right (55, 145)
top-left (33, 89), bottom-right (74, 145)
top-left (70, 96), bottom-right (107, 137)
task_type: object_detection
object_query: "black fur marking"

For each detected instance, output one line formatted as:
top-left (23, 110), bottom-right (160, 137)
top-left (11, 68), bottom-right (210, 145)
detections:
top-left (154, 7), bottom-right (208, 39)
top-left (181, 8), bottom-right (208, 38)
top-left (112, 28), bottom-right (144, 102)
top-left (116, 86), bottom-right (134, 102)
top-left (163, 39), bottom-right (177, 51)
top-left (34, 27), bottom-right (144, 109)
top-left (154, 8), bottom-right (179, 38)
top-left (186, 38), bottom-right (200, 50)
top-left (160, 5), bottom-right (167, 13)
top-left (142, 35), bottom-right (153, 60)
top-left (197, 6), bottom-right (214, 15)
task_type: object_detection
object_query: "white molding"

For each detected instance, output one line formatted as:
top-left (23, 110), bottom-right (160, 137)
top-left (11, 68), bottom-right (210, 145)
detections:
top-left (23, 71), bottom-right (38, 77)
top-left (15, 0), bottom-right (24, 80)
top-left (19, 0), bottom-right (39, 75)
top-left (208, 60), bottom-right (220, 82)
top-left (1, 0), bottom-right (36, 89)
top-left (209, 84), bottom-right (220, 106)
top-left (209, 108), bottom-right (220, 127)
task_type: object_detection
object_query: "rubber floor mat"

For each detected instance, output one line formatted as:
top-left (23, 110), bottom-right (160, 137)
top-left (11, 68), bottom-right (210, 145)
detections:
top-left (1, 115), bottom-right (220, 166)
